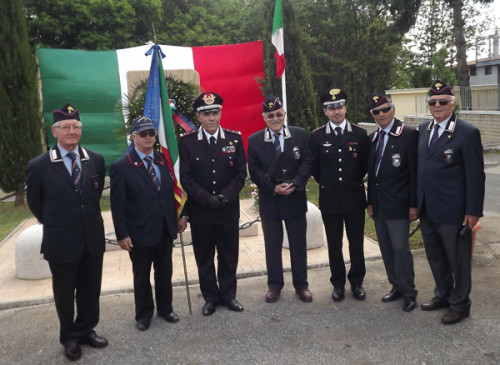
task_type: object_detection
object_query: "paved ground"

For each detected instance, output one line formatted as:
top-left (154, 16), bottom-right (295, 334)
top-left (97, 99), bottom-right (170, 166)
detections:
top-left (0, 154), bottom-right (499, 364)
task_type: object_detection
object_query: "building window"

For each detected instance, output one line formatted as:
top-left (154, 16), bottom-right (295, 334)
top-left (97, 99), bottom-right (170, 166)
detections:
top-left (470, 66), bottom-right (476, 76)
top-left (485, 66), bottom-right (492, 75)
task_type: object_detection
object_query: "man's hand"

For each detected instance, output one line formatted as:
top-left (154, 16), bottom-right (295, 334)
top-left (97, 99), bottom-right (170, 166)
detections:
top-left (208, 195), bottom-right (225, 210)
top-left (367, 205), bottom-right (374, 220)
top-left (178, 217), bottom-right (188, 233)
top-left (463, 214), bottom-right (479, 229)
top-left (274, 182), bottom-right (296, 196)
top-left (409, 207), bottom-right (418, 221)
top-left (119, 237), bottom-right (133, 251)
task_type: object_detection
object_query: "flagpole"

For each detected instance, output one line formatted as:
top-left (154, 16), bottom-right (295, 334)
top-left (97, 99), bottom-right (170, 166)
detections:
top-left (179, 232), bottom-right (192, 315)
top-left (282, 71), bottom-right (287, 126)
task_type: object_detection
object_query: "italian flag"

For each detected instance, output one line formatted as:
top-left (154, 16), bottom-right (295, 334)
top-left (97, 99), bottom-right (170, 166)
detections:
top-left (272, 0), bottom-right (285, 78)
top-left (36, 42), bottom-right (265, 169)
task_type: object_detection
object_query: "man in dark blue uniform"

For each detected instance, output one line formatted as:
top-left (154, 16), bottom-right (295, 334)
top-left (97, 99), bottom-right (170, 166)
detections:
top-left (247, 95), bottom-right (313, 304)
top-left (309, 88), bottom-right (370, 302)
top-left (418, 80), bottom-right (485, 324)
top-left (26, 103), bottom-right (108, 361)
top-left (110, 117), bottom-right (187, 331)
top-left (366, 93), bottom-right (418, 312)
top-left (178, 91), bottom-right (247, 316)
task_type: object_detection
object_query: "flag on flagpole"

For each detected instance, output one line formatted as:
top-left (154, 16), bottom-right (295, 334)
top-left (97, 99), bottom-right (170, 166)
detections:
top-left (272, 0), bottom-right (285, 78)
top-left (143, 44), bottom-right (186, 218)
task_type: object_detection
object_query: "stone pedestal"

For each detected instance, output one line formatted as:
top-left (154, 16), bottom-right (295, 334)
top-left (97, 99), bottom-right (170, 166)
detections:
top-left (283, 202), bottom-right (325, 249)
top-left (15, 224), bottom-right (51, 280)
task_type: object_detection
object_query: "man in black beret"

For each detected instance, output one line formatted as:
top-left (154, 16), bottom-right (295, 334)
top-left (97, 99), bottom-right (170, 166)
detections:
top-left (178, 91), bottom-right (247, 316)
top-left (248, 94), bottom-right (313, 304)
top-left (26, 103), bottom-right (108, 361)
top-left (309, 88), bottom-right (370, 302)
top-left (417, 80), bottom-right (485, 324)
top-left (110, 117), bottom-right (187, 331)
top-left (366, 93), bottom-right (418, 312)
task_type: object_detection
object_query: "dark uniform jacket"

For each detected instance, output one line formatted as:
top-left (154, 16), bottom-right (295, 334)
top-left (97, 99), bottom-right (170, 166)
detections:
top-left (26, 145), bottom-right (105, 264)
top-left (367, 119), bottom-right (418, 219)
top-left (309, 120), bottom-right (370, 214)
top-left (247, 125), bottom-right (312, 221)
top-left (417, 114), bottom-right (485, 224)
top-left (109, 149), bottom-right (179, 247)
top-left (178, 127), bottom-right (247, 224)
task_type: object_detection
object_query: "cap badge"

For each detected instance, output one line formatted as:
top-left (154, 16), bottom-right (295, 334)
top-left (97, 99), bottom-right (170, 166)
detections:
top-left (202, 93), bottom-right (216, 105)
top-left (268, 101), bottom-right (274, 109)
top-left (329, 89), bottom-right (341, 100)
top-left (435, 82), bottom-right (443, 90)
top-left (67, 105), bottom-right (74, 113)
top-left (372, 96), bottom-right (379, 103)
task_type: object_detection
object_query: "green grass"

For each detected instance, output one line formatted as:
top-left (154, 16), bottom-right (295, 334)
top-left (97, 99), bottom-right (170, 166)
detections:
top-left (0, 202), bottom-right (35, 242)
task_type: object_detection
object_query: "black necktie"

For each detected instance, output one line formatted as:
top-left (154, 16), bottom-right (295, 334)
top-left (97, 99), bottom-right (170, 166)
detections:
top-left (210, 136), bottom-right (216, 151)
top-left (144, 156), bottom-right (161, 191)
top-left (67, 152), bottom-right (82, 191)
top-left (335, 126), bottom-right (342, 138)
top-left (274, 132), bottom-right (281, 153)
top-left (374, 130), bottom-right (386, 176)
top-left (428, 124), bottom-right (440, 151)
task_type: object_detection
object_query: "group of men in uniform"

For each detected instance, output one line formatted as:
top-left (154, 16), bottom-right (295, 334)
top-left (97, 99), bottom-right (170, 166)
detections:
top-left (25, 79), bottom-right (484, 361)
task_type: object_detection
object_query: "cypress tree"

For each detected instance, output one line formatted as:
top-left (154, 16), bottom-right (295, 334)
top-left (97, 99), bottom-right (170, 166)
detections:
top-left (0, 0), bottom-right (42, 205)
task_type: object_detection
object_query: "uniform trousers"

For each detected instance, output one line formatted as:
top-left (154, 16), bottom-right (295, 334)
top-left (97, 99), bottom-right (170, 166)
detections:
top-left (374, 216), bottom-right (417, 297)
top-left (190, 221), bottom-right (239, 304)
top-left (322, 210), bottom-right (366, 289)
top-left (420, 213), bottom-right (472, 312)
top-left (129, 227), bottom-right (173, 322)
top-left (261, 214), bottom-right (308, 291)
top-left (48, 247), bottom-right (103, 345)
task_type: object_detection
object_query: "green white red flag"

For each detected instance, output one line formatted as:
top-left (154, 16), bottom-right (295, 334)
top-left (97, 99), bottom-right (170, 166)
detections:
top-left (272, 0), bottom-right (285, 78)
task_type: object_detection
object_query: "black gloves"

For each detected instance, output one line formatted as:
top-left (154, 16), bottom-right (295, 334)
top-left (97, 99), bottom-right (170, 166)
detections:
top-left (208, 194), bottom-right (229, 210)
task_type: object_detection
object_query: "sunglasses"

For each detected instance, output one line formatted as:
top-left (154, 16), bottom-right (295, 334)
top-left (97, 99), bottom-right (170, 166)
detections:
top-left (428, 99), bottom-right (452, 106)
top-left (371, 106), bottom-right (392, 115)
top-left (266, 112), bottom-right (284, 119)
top-left (136, 129), bottom-right (157, 138)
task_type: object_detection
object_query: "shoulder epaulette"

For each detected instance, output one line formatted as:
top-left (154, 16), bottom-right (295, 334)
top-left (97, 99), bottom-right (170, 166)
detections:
top-left (222, 128), bottom-right (242, 135)
top-left (312, 125), bottom-right (326, 133)
top-left (351, 123), bottom-right (366, 131)
top-left (180, 130), bottom-right (197, 138)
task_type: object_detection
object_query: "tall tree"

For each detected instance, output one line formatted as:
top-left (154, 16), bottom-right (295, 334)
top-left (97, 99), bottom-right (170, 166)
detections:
top-left (0, 0), bottom-right (42, 205)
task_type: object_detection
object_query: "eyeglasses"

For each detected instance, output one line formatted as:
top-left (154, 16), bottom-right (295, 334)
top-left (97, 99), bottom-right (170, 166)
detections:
top-left (265, 112), bottom-right (284, 119)
top-left (135, 130), bottom-right (157, 138)
top-left (56, 124), bottom-right (82, 131)
top-left (428, 99), bottom-right (453, 106)
top-left (371, 107), bottom-right (392, 115)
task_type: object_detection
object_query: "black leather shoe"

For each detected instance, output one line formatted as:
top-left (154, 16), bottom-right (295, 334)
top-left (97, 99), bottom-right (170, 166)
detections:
top-left (382, 288), bottom-right (402, 302)
top-left (402, 297), bottom-right (417, 312)
top-left (421, 297), bottom-right (449, 311)
top-left (64, 342), bottom-right (81, 361)
top-left (82, 332), bottom-right (108, 348)
top-left (332, 287), bottom-right (345, 302)
top-left (159, 312), bottom-right (180, 323)
top-left (136, 319), bottom-right (150, 331)
top-left (202, 302), bottom-right (216, 316)
top-left (441, 309), bottom-right (470, 324)
top-left (224, 299), bottom-right (244, 312)
top-left (352, 286), bottom-right (366, 300)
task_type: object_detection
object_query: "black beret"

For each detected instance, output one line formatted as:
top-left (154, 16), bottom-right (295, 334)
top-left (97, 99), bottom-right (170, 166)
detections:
top-left (430, 79), bottom-right (454, 96)
top-left (369, 93), bottom-right (392, 109)
top-left (263, 94), bottom-right (283, 113)
top-left (320, 88), bottom-right (348, 108)
top-left (193, 91), bottom-right (223, 112)
top-left (53, 103), bottom-right (80, 123)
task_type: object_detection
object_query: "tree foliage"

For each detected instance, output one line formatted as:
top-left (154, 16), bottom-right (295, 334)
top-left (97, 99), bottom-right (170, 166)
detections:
top-left (0, 0), bottom-right (42, 204)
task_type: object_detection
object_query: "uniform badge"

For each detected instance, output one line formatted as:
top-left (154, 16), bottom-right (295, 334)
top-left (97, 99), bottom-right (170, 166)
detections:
top-left (293, 146), bottom-right (301, 159)
top-left (443, 149), bottom-right (454, 164)
top-left (222, 145), bottom-right (236, 154)
top-left (392, 153), bottom-right (401, 167)
top-left (228, 160), bottom-right (234, 167)
top-left (91, 175), bottom-right (100, 191)
top-left (323, 142), bottom-right (332, 147)
top-left (202, 93), bottom-right (216, 105)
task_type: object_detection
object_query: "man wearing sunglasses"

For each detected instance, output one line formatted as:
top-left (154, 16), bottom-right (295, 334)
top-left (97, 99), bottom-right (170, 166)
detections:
top-left (179, 91), bottom-right (247, 316)
top-left (247, 94), bottom-right (313, 304)
top-left (417, 80), bottom-right (485, 324)
top-left (26, 103), bottom-right (108, 360)
top-left (366, 93), bottom-right (418, 312)
top-left (309, 88), bottom-right (370, 302)
top-left (110, 117), bottom-right (187, 331)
